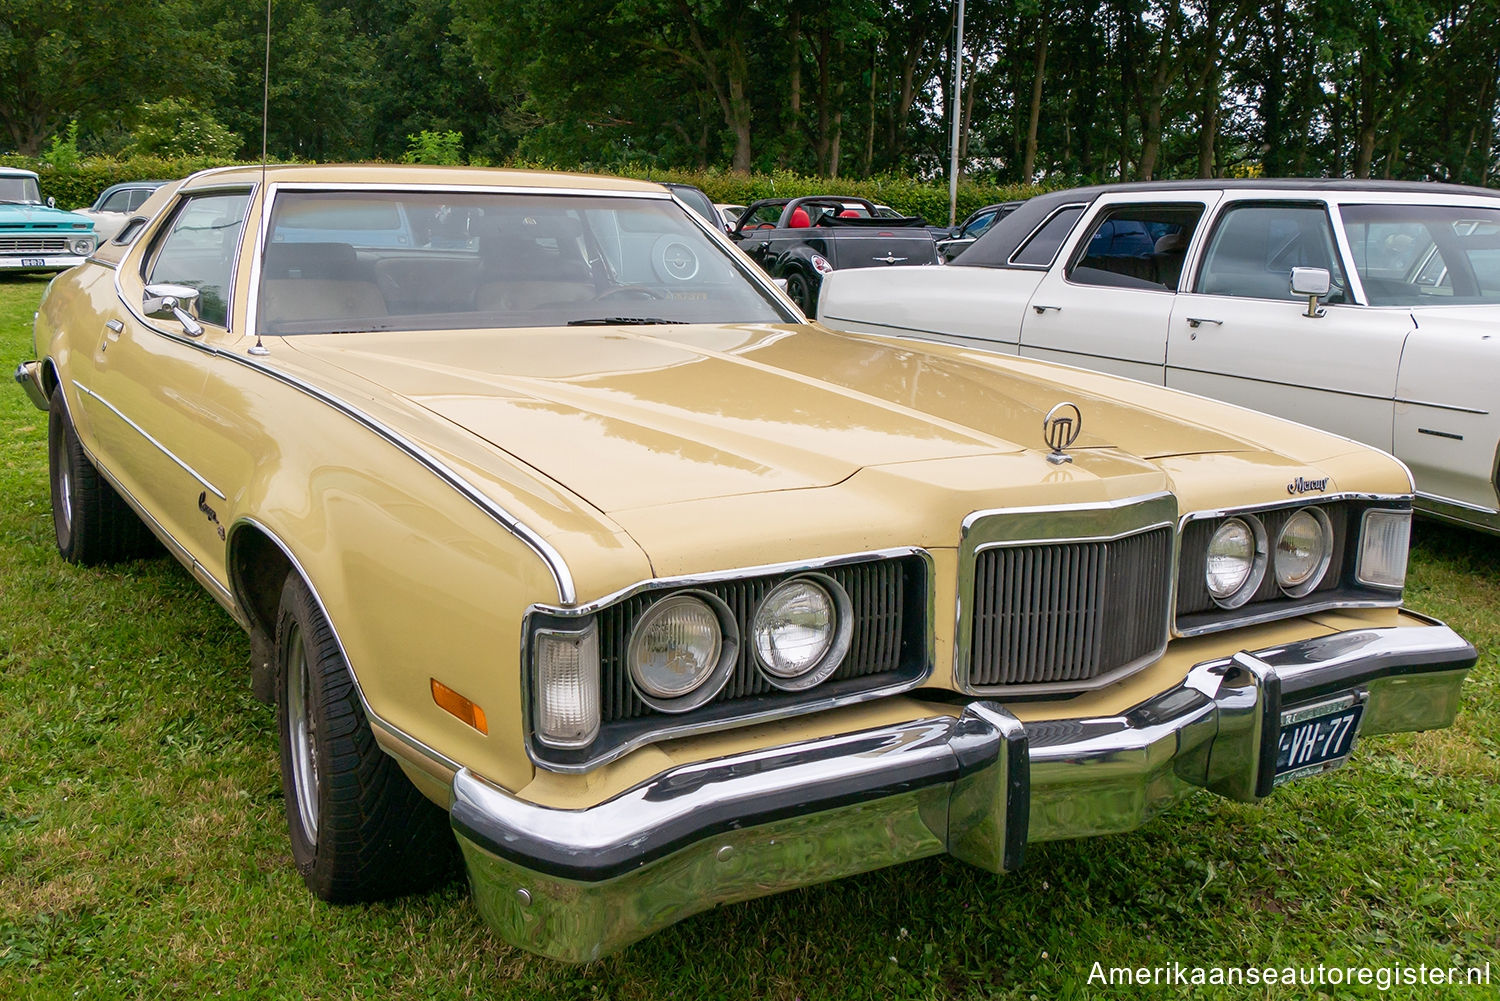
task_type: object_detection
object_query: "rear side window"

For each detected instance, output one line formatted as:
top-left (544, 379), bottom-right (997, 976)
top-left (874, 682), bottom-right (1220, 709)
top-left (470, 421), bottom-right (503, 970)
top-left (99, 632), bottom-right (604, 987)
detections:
top-left (1011, 205), bottom-right (1086, 267)
top-left (1066, 203), bottom-right (1205, 291)
top-left (146, 190), bottom-right (252, 327)
top-left (1195, 202), bottom-right (1348, 303)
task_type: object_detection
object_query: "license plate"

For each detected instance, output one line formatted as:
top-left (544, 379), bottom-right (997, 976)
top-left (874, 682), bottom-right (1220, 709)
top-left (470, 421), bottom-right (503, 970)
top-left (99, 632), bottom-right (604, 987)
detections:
top-left (21, 258), bottom-right (45, 267)
top-left (1273, 694), bottom-right (1364, 786)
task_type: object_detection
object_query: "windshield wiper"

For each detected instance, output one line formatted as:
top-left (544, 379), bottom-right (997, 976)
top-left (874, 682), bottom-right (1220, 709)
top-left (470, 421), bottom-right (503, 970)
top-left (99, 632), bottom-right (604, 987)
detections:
top-left (566, 316), bottom-right (688, 326)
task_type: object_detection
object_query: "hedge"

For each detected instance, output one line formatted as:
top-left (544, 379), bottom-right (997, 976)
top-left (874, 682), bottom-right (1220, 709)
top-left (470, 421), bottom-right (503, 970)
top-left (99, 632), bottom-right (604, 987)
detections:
top-left (1, 154), bottom-right (1046, 224)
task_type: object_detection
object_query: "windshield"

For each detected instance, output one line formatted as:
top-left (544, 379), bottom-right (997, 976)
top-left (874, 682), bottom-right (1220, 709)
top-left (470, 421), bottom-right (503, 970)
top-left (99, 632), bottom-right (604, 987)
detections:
top-left (1341, 203), bottom-right (1500, 306)
top-left (257, 190), bottom-right (791, 334)
top-left (0, 176), bottom-right (42, 203)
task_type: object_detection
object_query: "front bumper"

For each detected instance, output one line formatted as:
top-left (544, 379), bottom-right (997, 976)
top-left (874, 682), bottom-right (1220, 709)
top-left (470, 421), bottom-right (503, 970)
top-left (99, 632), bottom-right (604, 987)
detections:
top-left (15, 361), bottom-right (49, 411)
top-left (452, 620), bottom-right (1474, 962)
top-left (0, 253), bottom-right (85, 272)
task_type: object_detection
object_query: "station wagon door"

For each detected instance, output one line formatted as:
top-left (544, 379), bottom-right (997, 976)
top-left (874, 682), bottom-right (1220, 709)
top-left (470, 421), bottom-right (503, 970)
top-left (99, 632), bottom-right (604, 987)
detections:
top-left (1166, 197), bottom-right (1411, 451)
top-left (1019, 192), bottom-right (1218, 384)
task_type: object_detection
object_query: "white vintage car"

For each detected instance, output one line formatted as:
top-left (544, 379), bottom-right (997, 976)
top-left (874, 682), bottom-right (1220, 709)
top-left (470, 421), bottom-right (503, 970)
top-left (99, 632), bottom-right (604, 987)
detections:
top-left (818, 180), bottom-right (1500, 534)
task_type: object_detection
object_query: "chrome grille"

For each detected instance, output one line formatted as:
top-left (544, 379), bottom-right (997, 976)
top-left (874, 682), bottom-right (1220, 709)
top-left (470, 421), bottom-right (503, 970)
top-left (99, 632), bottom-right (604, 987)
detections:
top-left (968, 527), bottom-right (1172, 689)
top-left (598, 559), bottom-right (910, 723)
top-left (0, 236), bottom-right (69, 254)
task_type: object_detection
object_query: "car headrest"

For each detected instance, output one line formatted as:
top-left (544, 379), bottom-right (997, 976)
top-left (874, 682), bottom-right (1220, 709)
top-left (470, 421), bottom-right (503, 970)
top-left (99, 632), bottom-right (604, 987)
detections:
top-left (263, 241), bottom-right (361, 280)
top-left (787, 207), bottom-right (812, 228)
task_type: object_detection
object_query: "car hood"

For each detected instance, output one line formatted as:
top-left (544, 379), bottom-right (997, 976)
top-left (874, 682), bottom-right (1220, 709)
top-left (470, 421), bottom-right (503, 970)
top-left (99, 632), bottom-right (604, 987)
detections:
top-left (284, 323), bottom-right (1262, 515)
top-left (0, 204), bottom-right (94, 230)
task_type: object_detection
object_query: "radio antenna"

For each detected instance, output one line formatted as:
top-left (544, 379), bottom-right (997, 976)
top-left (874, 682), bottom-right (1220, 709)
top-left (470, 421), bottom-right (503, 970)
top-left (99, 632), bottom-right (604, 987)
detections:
top-left (250, 0), bottom-right (272, 357)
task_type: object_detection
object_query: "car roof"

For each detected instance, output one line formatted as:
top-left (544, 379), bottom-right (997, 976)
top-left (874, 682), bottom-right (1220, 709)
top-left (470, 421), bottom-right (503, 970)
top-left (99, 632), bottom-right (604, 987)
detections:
top-left (179, 163), bottom-right (665, 194)
top-left (956, 177), bottom-right (1500, 268)
top-left (0, 167), bottom-right (39, 180)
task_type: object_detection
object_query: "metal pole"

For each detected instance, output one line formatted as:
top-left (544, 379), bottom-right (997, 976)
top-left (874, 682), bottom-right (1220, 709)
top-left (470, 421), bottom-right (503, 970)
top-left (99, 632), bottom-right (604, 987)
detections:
top-left (948, 0), bottom-right (965, 228)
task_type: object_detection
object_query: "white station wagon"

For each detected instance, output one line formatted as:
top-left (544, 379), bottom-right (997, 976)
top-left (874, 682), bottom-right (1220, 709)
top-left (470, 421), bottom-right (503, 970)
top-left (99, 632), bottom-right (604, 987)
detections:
top-left (818, 180), bottom-right (1500, 534)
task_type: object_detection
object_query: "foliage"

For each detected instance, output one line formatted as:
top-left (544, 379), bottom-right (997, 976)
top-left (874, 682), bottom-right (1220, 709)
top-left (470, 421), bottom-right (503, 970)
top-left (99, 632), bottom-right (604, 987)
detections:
top-left (403, 130), bottom-right (465, 166)
top-left (0, 154), bottom-right (240, 209)
top-left (41, 122), bottom-right (79, 171)
top-left (125, 99), bottom-right (240, 160)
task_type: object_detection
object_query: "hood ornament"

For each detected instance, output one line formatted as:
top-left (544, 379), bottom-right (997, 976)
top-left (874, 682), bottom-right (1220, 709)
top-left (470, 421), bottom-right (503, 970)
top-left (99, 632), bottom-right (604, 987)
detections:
top-left (1043, 402), bottom-right (1082, 464)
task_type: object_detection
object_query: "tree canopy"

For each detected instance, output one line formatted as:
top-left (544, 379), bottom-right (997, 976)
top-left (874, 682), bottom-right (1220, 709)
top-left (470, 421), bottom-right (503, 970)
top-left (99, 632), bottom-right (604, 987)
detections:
top-left (1, 0), bottom-right (1495, 184)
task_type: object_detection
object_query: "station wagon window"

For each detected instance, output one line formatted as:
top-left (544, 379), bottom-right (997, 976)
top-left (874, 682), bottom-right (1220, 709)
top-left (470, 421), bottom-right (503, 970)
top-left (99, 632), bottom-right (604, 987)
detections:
top-left (1065, 203), bottom-right (1204, 291)
top-left (98, 188), bottom-right (134, 212)
top-left (1195, 202), bottom-right (1348, 303)
top-left (256, 190), bottom-right (789, 334)
top-left (1340, 203), bottom-right (1500, 306)
top-left (146, 190), bottom-right (252, 327)
top-left (1009, 204), bottom-right (1086, 267)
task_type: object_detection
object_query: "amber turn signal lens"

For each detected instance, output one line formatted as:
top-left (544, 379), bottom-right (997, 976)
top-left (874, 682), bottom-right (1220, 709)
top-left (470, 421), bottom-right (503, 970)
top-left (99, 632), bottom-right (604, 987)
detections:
top-left (431, 678), bottom-right (488, 734)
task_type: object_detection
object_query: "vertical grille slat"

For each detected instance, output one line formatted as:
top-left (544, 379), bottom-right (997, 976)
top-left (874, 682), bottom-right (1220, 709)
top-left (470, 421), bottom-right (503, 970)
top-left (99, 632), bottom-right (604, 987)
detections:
top-left (968, 527), bottom-right (1172, 690)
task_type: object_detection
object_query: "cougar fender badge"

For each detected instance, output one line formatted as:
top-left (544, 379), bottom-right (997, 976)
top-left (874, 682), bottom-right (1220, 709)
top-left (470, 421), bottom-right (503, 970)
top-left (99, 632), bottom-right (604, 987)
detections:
top-left (1287, 476), bottom-right (1331, 495)
top-left (1043, 402), bottom-right (1083, 464)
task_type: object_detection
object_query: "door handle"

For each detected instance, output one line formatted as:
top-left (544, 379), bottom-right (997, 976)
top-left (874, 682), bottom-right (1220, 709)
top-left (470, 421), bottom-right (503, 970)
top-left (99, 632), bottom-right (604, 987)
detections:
top-left (1185, 317), bottom-right (1222, 328)
top-left (104, 319), bottom-right (124, 338)
top-left (1032, 304), bottom-right (1062, 314)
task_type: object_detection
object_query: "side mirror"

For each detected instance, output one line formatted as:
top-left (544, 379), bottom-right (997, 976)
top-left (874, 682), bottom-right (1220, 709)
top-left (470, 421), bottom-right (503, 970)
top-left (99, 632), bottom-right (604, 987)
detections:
top-left (46, 196), bottom-right (56, 209)
top-left (143, 283), bottom-right (205, 336)
top-left (1290, 267), bottom-right (1331, 318)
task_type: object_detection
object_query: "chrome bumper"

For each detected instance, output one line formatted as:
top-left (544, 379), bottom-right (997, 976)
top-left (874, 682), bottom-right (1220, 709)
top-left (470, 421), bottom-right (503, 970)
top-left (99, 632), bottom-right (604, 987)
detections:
top-left (14, 361), bottom-right (49, 411)
top-left (452, 621), bottom-right (1474, 962)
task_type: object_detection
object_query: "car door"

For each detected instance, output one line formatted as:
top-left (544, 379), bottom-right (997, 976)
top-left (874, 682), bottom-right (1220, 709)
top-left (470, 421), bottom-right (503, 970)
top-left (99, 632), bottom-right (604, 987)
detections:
top-left (86, 187), bottom-right (254, 584)
top-left (1019, 192), bottom-right (1218, 384)
top-left (1167, 197), bottom-right (1411, 452)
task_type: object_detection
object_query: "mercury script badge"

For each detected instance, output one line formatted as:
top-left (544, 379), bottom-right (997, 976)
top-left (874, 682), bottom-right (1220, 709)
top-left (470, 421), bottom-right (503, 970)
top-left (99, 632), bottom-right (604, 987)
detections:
top-left (1043, 402), bottom-right (1083, 464)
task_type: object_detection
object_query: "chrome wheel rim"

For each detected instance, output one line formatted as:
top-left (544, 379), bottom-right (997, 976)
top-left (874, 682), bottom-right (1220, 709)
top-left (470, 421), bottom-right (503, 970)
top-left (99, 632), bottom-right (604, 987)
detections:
top-left (56, 454), bottom-right (73, 538)
top-left (286, 624), bottom-right (320, 844)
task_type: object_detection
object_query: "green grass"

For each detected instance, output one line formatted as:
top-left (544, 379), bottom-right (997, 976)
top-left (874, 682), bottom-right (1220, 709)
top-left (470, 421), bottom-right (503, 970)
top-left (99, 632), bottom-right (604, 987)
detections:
top-left (1, 274), bottom-right (1496, 999)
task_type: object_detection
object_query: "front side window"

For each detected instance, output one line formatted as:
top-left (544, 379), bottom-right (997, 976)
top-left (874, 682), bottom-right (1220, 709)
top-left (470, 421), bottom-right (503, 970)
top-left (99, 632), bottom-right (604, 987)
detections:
top-left (1196, 202), bottom-right (1348, 303)
top-left (1066, 202), bottom-right (1205, 291)
top-left (1341, 203), bottom-right (1500, 306)
top-left (98, 188), bottom-right (133, 212)
top-left (257, 190), bottom-right (791, 334)
top-left (963, 210), bottom-right (998, 239)
top-left (146, 190), bottom-right (252, 327)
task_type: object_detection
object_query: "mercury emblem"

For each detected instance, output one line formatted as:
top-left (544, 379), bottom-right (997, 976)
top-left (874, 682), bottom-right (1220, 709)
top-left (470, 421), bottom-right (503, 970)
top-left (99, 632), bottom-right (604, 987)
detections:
top-left (1043, 402), bottom-right (1083, 464)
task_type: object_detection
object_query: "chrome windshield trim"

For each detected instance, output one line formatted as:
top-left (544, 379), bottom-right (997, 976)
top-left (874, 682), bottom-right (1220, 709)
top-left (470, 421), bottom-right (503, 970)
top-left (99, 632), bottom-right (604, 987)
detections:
top-left (225, 516), bottom-right (463, 776)
top-left (70, 379), bottom-right (225, 499)
top-left (523, 548), bottom-right (936, 773)
top-left (954, 492), bottom-right (1178, 695)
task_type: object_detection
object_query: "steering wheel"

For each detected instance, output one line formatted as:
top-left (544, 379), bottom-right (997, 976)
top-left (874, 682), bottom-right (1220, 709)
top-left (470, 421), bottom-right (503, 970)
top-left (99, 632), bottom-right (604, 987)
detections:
top-left (594, 285), bottom-right (667, 301)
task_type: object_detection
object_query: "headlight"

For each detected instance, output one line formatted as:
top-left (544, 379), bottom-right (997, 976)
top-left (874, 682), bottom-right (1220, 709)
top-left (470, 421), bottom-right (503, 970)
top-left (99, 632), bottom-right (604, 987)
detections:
top-left (1275, 507), bottom-right (1333, 596)
top-left (1205, 516), bottom-right (1266, 607)
top-left (751, 575), bottom-right (852, 691)
top-left (1357, 509), bottom-right (1411, 588)
top-left (70, 235), bottom-right (95, 255)
top-left (627, 592), bottom-right (737, 712)
top-left (532, 624), bottom-right (599, 748)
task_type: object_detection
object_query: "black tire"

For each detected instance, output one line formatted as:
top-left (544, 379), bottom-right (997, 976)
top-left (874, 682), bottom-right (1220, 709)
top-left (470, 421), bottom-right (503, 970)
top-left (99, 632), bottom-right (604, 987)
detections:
top-left (47, 385), bottom-right (155, 564)
top-left (274, 573), bottom-right (457, 902)
top-left (785, 270), bottom-right (818, 316)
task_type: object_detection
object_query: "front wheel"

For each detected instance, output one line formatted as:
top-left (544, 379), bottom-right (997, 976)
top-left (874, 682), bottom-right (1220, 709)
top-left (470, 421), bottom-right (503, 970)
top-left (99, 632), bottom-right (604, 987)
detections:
top-left (275, 573), bottom-right (457, 902)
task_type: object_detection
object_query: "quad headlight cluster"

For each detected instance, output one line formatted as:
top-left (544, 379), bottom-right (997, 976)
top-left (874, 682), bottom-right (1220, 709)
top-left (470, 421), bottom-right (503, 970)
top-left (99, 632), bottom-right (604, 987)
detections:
top-left (1201, 504), bottom-right (1409, 609)
top-left (533, 573), bottom-right (855, 749)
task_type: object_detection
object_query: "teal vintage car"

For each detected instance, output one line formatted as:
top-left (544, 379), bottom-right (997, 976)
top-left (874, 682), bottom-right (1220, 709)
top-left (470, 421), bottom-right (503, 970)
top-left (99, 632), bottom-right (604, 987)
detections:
top-left (0, 167), bottom-right (97, 272)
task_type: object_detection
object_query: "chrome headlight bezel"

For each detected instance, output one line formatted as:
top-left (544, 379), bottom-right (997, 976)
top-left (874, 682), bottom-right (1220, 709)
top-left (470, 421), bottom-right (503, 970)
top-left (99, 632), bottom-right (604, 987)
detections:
top-left (751, 573), bottom-right (854, 691)
top-left (70, 235), bottom-right (96, 256)
top-left (1205, 515), bottom-right (1267, 608)
top-left (626, 590), bottom-right (739, 713)
top-left (1274, 506), bottom-right (1334, 596)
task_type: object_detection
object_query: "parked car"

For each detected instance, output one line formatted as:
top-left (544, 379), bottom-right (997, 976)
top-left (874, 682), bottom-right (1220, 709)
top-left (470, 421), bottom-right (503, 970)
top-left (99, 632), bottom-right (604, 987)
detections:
top-left (17, 165), bottom-right (1475, 963)
top-left (819, 179), bottom-right (1500, 535)
top-left (715, 202), bottom-right (747, 229)
top-left (937, 200), bottom-right (1023, 261)
top-left (731, 195), bottom-right (938, 313)
top-left (0, 166), bottom-right (96, 272)
top-left (72, 180), bottom-right (170, 242)
top-left (661, 182), bottom-right (725, 232)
